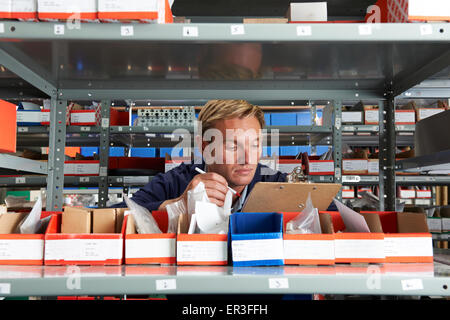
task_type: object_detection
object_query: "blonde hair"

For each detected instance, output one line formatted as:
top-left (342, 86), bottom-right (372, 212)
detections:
top-left (198, 100), bottom-right (265, 132)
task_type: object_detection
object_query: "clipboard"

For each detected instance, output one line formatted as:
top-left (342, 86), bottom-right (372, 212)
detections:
top-left (242, 182), bottom-right (342, 212)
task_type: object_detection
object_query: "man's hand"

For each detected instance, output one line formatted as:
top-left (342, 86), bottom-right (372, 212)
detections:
top-left (181, 172), bottom-right (229, 207)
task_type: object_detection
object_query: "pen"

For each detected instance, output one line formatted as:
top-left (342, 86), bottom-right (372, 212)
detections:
top-left (195, 167), bottom-right (241, 197)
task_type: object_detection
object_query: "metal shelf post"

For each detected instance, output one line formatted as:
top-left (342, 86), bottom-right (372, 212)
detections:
top-left (98, 100), bottom-right (111, 208)
top-left (333, 100), bottom-right (342, 201)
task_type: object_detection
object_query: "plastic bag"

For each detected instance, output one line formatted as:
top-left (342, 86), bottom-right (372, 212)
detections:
top-left (19, 196), bottom-right (43, 234)
top-left (165, 197), bottom-right (187, 233)
top-left (124, 195), bottom-right (162, 234)
top-left (285, 193), bottom-right (321, 234)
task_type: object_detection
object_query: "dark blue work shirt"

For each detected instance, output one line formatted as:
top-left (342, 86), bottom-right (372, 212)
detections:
top-left (111, 162), bottom-right (287, 211)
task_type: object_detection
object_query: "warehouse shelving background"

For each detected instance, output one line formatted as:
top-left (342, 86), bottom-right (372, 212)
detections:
top-left (0, 6), bottom-right (449, 298)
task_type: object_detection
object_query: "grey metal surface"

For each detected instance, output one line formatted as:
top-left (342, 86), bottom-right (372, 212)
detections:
top-left (98, 100), bottom-right (111, 208)
top-left (332, 100), bottom-right (342, 200)
top-left (415, 110), bottom-right (450, 157)
top-left (0, 263), bottom-right (447, 297)
top-left (399, 79), bottom-right (450, 99)
top-left (380, 97), bottom-right (396, 211)
top-left (0, 154), bottom-right (47, 174)
top-left (46, 99), bottom-right (67, 211)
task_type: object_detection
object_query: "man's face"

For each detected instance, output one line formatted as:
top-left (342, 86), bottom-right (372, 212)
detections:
top-left (202, 116), bottom-right (262, 189)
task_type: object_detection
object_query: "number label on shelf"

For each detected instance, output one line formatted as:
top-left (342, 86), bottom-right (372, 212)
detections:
top-left (420, 25), bottom-right (433, 36)
top-left (296, 26), bottom-right (312, 36)
top-left (80, 177), bottom-right (90, 183)
top-left (342, 175), bottom-right (361, 183)
top-left (0, 283), bottom-right (11, 295)
top-left (54, 24), bottom-right (65, 35)
top-left (231, 25), bottom-right (245, 35)
top-left (358, 25), bottom-right (372, 35)
top-left (183, 26), bottom-right (198, 37)
top-left (269, 278), bottom-right (289, 289)
top-left (18, 127), bottom-right (29, 132)
top-left (121, 26), bottom-right (134, 37)
top-left (156, 279), bottom-right (176, 291)
top-left (0, 23), bottom-right (4, 33)
top-left (15, 177), bottom-right (26, 184)
top-left (80, 127), bottom-right (91, 132)
top-left (401, 279), bottom-right (423, 291)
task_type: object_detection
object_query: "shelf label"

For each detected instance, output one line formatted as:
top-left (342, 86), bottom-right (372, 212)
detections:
top-left (156, 279), bottom-right (176, 291)
top-left (80, 177), bottom-right (90, 183)
top-left (269, 278), bottom-right (289, 289)
top-left (358, 25), bottom-right (372, 35)
top-left (401, 279), bottom-right (423, 291)
top-left (121, 26), bottom-right (134, 37)
top-left (18, 127), bottom-right (29, 132)
top-left (420, 25), bottom-right (433, 36)
top-left (231, 24), bottom-right (245, 35)
top-left (183, 26), bottom-right (198, 37)
top-left (15, 177), bottom-right (26, 184)
top-left (342, 175), bottom-right (361, 183)
top-left (101, 118), bottom-right (110, 128)
top-left (54, 24), bottom-right (65, 35)
top-left (296, 26), bottom-right (312, 36)
top-left (0, 23), bottom-right (4, 33)
top-left (0, 283), bottom-right (11, 295)
top-left (80, 126), bottom-right (91, 132)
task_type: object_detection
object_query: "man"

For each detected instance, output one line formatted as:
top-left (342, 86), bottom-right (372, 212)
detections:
top-left (113, 99), bottom-right (286, 212)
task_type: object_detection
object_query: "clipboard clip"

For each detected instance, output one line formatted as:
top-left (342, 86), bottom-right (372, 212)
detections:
top-left (287, 166), bottom-right (308, 183)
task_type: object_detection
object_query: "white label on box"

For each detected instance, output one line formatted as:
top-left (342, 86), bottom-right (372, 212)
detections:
top-left (427, 218), bottom-right (442, 232)
top-left (368, 161), bottom-right (379, 174)
top-left (410, 0), bottom-right (450, 19)
top-left (289, 3), bottom-right (327, 21)
top-left (419, 108), bottom-right (445, 120)
top-left (334, 239), bottom-right (385, 259)
top-left (342, 112), bottom-right (362, 123)
top-left (156, 279), bottom-right (176, 291)
top-left (309, 161), bottom-right (334, 173)
top-left (230, 24), bottom-right (245, 35)
top-left (41, 112), bottom-right (50, 123)
top-left (342, 190), bottom-right (355, 199)
top-left (45, 239), bottom-right (122, 261)
top-left (358, 24), bottom-right (372, 35)
top-left (39, 0), bottom-right (96, 13)
top-left (442, 218), bottom-right (450, 232)
top-left (126, 238), bottom-right (175, 259)
top-left (231, 238), bottom-right (284, 262)
top-left (121, 25), bottom-right (134, 36)
top-left (399, 190), bottom-right (416, 199)
top-left (0, 239), bottom-right (44, 260)
top-left (278, 163), bottom-right (301, 174)
top-left (16, 111), bottom-right (43, 123)
top-left (384, 236), bottom-right (433, 258)
top-left (65, 162), bottom-right (99, 175)
top-left (71, 112), bottom-right (96, 124)
top-left (183, 26), bottom-right (198, 37)
top-left (343, 160), bottom-right (368, 172)
top-left (269, 278), bottom-right (289, 289)
top-left (296, 26), bottom-right (312, 36)
top-left (284, 239), bottom-right (334, 261)
top-left (395, 111), bottom-right (415, 124)
top-left (401, 279), bottom-right (423, 291)
top-left (0, 283), bottom-right (10, 295)
top-left (15, 177), bottom-right (26, 184)
top-left (365, 110), bottom-right (379, 123)
top-left (98, 0), bottom-right (158, 12)
top-left (177, 241), bottom-right (227, 262)
top-left (416, 190), bottom-right (431, 198)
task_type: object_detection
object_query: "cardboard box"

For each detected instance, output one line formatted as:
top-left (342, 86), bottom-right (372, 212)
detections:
top-left (92, 209), bottom-right (116, 234)
top-left (270, 113), bottom-right (296, 126)
top-left (98, 0), bottom-right (173, 23)
top-left (176, 213), bottom-right (228, 266)
top-left (362, 211), bottom-right (433, 263)
top-left (398, 187), bottom-right (416, 199)
top-left (368, 159), bottom-right (379, 175)
top-left (37, 0), bottom-right (97, 21)
top-left (0, 0), bottom-right (37, 20)
top-left (125, 212), bottom-right (176, 265)
top-left (395, 110), bottom-right (415, 124)
top-left (287, 2), bottom-right (327, 22)
top-left (417, 108), bottom-right (445, 121)
top-left (230, 212), bottom-right (284, 266)
top-left (64, 160), bottom-right (100, 176)
top-left (61, 207), bottom-right (91, 234)
top-left (0, 212), bottom-right (55, 265)
top-left (70, 110), bottom-right (98, 126)
top-left (45, 211), bottom-right (125, 265)
top-left (282, 212), bottom-right (335, 265)
top-left (364, 109), bottom-right (379, 125)
top-left (0, 100), bottom-right (16, 153)
top-left (16, 110), bottom-right (46, 126)
top-left (342, 111), bottom-right (363, 124)
top-left (427, 217), bottom-right (442, 233)
top-left (342, 159), bottom-right (368, 175)
top-left (342, 186), bottom-right (355, 199)
top-left (302, 153), bottom-right (335, 176)
top-left (416, 188), bottom-right (431, 199)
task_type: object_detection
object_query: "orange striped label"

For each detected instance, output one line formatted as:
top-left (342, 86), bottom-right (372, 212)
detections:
top-left (176, 260), bottom-right (228, 266)
top-left (38, 12), bottom-right (97, 20)
top-left (0, 259), bottom-right (43, 265)
top-left (44, 259), bottom-right (121, 266)
top-left (283, 234), bottom-right (334, 241)
top-left (125, 257), bottom-right (176, 265)
top-left (335, 258), bottom-right (385, 263)
top-left (285, 259), bottom-right (334, 265)
top-left (385, 256), bottom-right (433, 263)
top-left (98, 11), bottom-right (157, 20)
top-left (177, 234), bottom-right (227, 242)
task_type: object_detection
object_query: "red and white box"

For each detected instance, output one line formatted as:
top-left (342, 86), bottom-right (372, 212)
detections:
top-left (368, 159), bottom-right (379, 175)
top-left (342, 159), bottom-right (368, 175)
top-left (124, 211), bottom-right (176, 265)
top-left (364, 109), bottom-right (379, 125)
top-left (0, 0), bottom-right (37, 21)
top-left (398, 187), bottom-right (416, 199)
top-left (64, 160), bottom-right (100, 176)
top-left (176, 214), bottom-right (228, 266)
top-left (388, 0), bottom-right (450, 22)
top-left (37, 0), bottom-right (97, 21)
top-left (417, 108), bottom-right (445, 121)
top-left (416, 188), bottom-right (431, 199)
top-left (342, 111), bottom-right (363, 124)
top-left (44, 212), bottom-right (125, 266)
top-left (98, 0), bottom-right (173, 23)
top-left (395, 110), bottom-right (415, 125)
top-left (282, 212), bottom-right (335, 265)
top-left (70, 109), bottom-right (100, 126)
top-left (0, 211), bottom-right (56, 265)
top-left (308, 160), bottom-right (334, 175)
top-left (342, 186), bottom-right (355, 199)
top-left (277, 159), bottom-right (302, 174)
top-left (361, 211), bottom-right (433, 263)
top-left (357, 187), bottom-right (373, 198)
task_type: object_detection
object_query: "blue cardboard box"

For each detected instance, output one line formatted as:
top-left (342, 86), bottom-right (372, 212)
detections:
top-left (280, 146), bottom-right (300, 156)
top-left (160, 148), bottom-right (184, 158)
top-left (264, 113), bottom-right (271, 126)
top-left (262, 146), bottom-right (280, 157)
top-left (109, 147), bottom-right (125, 157)
top-left (270, 113), bottom-right (296, 126)
top-left (297, 111), bottom-right (311, 125)
top-left (131, 148), bottom-right (156, 157)
top-left (80, 147), bottom-right (99, 157)
top-left (230, 212), bottom-right (284, 266)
